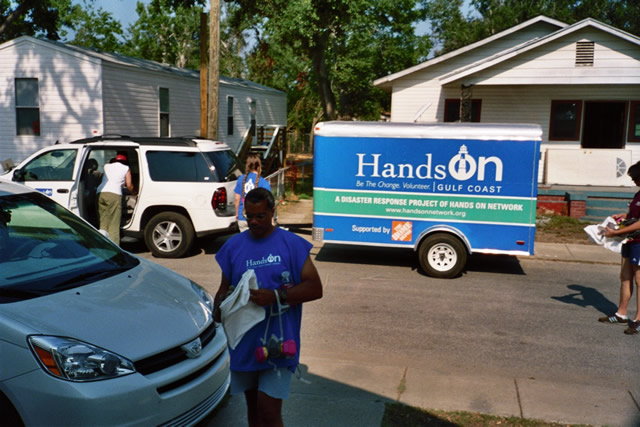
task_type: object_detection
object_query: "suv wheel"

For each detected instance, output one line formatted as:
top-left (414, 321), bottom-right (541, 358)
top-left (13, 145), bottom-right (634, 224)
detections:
top-left (144, 212), bottom-right (195, 258)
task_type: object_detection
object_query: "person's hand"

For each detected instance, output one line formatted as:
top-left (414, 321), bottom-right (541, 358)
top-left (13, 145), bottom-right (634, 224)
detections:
top-left (612, 213), bottom-right (626, 221)
top-left (249, 288), bottom-right (276, 306)
top-left (603, 227), bottom-right (618, 238)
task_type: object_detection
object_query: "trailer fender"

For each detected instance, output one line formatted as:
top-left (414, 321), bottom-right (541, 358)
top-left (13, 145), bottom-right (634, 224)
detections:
top-left (413, 225), bottom-right (472, 254)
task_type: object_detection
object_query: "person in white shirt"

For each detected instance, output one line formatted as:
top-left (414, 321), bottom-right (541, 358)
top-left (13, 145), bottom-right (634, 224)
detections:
top-left (97, 153), bottom-right (135, 245)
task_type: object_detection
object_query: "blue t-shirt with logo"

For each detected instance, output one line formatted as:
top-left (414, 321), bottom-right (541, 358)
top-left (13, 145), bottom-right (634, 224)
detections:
top-left (215, 227), bottom-right (312, 371)
top-left (234, 172), bottom-right (272, 221)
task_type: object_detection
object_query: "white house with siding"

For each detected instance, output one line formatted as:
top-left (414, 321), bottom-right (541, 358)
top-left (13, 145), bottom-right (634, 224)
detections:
top-left (374, 16), bottom-right (640, 187)
top-left (0, 36), bottom-right (287, 166)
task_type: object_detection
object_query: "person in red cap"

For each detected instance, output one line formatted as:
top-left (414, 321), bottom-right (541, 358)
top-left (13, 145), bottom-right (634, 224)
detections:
top-left (97, 152), bottom-right (136, 245)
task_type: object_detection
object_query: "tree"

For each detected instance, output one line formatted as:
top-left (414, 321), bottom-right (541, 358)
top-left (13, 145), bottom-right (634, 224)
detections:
top-left (59, 0), bottom-right (125, 52)
top-left (0, 0), bottom-right (73, 42)
top-left (124, 0), bottom-right (204, 69)
top-left (228, 0), bottom-right (432, 127)
top-left (426, 0), bottom-right (640, 56)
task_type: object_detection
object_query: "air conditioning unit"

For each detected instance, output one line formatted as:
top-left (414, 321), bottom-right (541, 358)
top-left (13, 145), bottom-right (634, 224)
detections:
top-left (545, 149), bottom-right (632, 186)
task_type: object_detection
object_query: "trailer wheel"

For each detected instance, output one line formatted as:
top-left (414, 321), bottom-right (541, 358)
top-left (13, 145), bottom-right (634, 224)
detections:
top-left (418, 233), bottom-right (467, 278)
top-left (144, 212), bottom-right (195, 258)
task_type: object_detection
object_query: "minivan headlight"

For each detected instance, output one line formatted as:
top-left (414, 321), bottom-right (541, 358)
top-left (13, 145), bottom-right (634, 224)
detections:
top-left (28, 336), bottom-right (135, 382)
top-left (191, 280), bottom-right (214, 315)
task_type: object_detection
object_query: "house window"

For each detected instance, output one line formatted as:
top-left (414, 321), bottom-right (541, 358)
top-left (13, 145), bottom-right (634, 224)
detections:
top-left (15, 78), bottom-right (40, 136)
top-left (444, 99), bottom-right (481, 122)
top-left (549, 100), bottom-right (582, 140)
top-left (227, 96), bottom-right (234, 136)
top-left (159, 87), bottom-right (170, 137)
top-left (629, 101), bottom-right (640, 143)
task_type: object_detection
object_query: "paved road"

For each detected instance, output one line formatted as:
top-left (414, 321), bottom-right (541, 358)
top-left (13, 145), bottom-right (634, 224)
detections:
top-left (124, 232), bottom-right (640, 426)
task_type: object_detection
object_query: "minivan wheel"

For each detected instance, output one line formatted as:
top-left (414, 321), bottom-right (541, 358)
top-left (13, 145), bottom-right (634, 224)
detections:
top-left (0, 393), bottom-right (23, 426)
top-left (418, 233), bottom-right (467, 279)
top-left (144, 212), bottom-right (195, 258)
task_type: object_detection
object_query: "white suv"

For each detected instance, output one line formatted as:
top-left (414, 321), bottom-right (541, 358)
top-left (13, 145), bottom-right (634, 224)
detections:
top-left (3, 135), bottom-right (242, 257)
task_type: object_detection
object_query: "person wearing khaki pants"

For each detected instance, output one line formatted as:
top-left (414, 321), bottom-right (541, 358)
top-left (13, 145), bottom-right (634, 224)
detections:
top-left (97, 153), bottom-right (135, 245)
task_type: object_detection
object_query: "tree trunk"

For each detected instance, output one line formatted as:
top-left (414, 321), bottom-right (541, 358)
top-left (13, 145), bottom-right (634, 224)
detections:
top-left (310, 38), bottom-right (337, 121)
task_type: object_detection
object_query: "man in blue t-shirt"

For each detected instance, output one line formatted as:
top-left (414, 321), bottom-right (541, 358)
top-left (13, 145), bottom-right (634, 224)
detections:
top-left (214, 188), bottom-right (323, 426)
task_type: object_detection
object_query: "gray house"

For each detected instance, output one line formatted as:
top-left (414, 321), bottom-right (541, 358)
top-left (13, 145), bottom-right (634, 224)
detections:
top-left (0, 36), bottom-right (287, 166)
top-left (374, 16), bottom-right (640, 188)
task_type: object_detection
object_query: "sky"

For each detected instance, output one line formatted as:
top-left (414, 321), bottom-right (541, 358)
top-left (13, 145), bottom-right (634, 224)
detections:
top-left (85, 0), bottom-right (452, 37)
top-left (92, 0), bottom-right (152, 31)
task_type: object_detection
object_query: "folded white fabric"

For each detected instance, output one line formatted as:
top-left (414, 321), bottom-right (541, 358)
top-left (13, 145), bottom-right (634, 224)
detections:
top-left (220, 269), bottom-right (265, 349)
top-left (584, 216), bottom-right (623, 254)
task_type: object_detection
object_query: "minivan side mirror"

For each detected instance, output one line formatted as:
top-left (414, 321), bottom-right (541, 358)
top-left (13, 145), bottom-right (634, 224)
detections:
top-left (12, 168), bottom-right (25, 182)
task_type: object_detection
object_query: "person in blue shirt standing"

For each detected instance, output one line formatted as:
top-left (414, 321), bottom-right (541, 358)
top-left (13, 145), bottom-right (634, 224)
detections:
top-left (214, 188), bottom-right (323, 427)
top-left (235, 154), bottom-right (271, 232)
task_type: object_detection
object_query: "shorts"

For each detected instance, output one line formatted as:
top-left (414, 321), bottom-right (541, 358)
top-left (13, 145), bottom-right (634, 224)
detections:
top-left (230, 368), bottom-right (293, 399)
top-left (621, 243), bottom-right (640, 265)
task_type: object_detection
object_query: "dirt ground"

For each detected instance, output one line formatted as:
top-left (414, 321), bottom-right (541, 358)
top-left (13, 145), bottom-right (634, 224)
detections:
top-left (534, 227), bottom-right (592, 244)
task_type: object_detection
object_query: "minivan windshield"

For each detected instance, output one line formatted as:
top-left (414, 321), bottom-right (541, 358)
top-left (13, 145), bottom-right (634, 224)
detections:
top-left (0, 192), bottom-right (139, 303)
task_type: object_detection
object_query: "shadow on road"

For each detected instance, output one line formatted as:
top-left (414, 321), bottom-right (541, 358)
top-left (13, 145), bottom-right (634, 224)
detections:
top-left (197, 363), bottom-right (458, 427)
top-left (464, 253), bottom-right (526, 276)
top-left (550, 284), bottom-right (618, 314)
top-left (316, 244), bottom-right (526, 276)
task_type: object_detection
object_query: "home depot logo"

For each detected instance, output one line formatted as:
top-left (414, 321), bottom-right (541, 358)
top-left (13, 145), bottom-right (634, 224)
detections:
top-left (392, 221), bottom-right (412, 241)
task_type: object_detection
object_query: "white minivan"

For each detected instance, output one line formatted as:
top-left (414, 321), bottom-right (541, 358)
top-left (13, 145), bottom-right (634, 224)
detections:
top-left (3, 135), bottom-right (243, 257)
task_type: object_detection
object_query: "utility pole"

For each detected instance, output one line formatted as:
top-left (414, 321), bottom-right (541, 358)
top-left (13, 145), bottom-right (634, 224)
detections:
top-left (207, 0), bottom-right (220, 140)
top-left (199, 12), bottom-right (207, 137)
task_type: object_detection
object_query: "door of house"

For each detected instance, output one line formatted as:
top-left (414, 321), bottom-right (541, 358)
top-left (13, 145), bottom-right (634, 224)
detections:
top-left (581, 101), bottom-right (626, 149)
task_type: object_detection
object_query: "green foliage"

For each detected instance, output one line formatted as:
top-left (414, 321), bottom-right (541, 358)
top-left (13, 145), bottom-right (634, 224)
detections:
top-left (122, 0), bottom-right (203, 69)
top-left (0, 0), bottom-right (73, 42)
top-left (60, 0), bottom-right (125, 52)
top-left (228, 0), bottom-right (432, 131)
top-left (427, 0), bottom-right (640, 56)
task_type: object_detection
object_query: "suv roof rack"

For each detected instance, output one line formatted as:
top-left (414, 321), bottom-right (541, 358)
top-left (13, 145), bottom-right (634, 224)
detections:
top-left (70, 136), bottom-right (199, 147)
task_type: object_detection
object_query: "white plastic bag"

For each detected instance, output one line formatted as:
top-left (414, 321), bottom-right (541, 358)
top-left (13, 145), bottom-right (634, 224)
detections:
top-left (584, 216), bottom-right (623, 254)
top-left (219, 269), bottom-right (265, 349)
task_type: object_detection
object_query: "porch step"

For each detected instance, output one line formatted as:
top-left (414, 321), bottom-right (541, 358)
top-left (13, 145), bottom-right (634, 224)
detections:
top-left (583, 195), bottom-right (632, 222)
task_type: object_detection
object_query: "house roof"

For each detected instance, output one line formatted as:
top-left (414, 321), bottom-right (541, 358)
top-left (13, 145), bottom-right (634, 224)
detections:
top-left (373, 15), bottom-right (567, 90)
top-left (439, 17), bottom-right (640, 85)
top-left (1, 36), bottom-right (285, 96)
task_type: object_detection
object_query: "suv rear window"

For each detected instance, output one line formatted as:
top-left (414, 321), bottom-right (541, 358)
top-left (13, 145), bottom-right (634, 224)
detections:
top-left (146, 151), bottom-right (214, 182)
top-left (203, 151), bottom-right (242, 182)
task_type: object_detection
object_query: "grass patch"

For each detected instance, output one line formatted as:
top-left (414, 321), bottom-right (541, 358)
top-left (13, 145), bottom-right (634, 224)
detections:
top-left (535, 214), bottom-right (592, 241)
top-left (382, 403), bottom-right (590, 427)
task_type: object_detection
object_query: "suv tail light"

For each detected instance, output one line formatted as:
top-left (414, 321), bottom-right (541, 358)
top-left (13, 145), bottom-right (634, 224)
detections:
top-left (212, 187), bottom-right (227, 210)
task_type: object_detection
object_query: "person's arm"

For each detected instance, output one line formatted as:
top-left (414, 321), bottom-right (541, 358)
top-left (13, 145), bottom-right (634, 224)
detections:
top-left (213, 274), bottom-right (232, 322)
top-left (125, 170), bottom-right (136, 195)
top-left (612, 212), bottom-right (627, 221)
top-left (605, 218), bottom-right (640, 237)
top-left (234, 193), bottom-right (241, 218)
top-left (249, 256), bottom-right (322, 306)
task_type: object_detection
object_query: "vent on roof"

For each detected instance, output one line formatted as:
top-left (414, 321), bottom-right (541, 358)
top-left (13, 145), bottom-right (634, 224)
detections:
top-left (575, 41), bottom-right (594, 66)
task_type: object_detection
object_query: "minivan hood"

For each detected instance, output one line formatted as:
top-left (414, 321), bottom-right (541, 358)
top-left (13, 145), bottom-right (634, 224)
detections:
top-left (1, 258), bottom-right (212, 361)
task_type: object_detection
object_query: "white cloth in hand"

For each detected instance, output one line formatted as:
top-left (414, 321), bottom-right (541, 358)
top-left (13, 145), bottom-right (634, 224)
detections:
top-left (220, 269), bottom-right (265, 349)
top-left (584, 216), bottom-right (623, 254)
